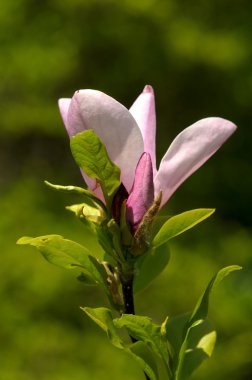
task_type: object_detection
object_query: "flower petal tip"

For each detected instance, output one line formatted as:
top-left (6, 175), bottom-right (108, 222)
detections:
top-left (209, 117), bottom-right (237, 134)
top-left (209, 117), bottom-right (238, 143)
top-left (58, 97), bottom-right (71, 111)
top-left (143, 84), bottom-right (154, 94)
top-left (224, 119), bottom-right (237, 134)
top-left (58, 98), bottom-right (71, 127)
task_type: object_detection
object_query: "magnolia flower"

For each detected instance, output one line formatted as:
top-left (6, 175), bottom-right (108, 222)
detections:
top-left (59, 86), bottom-right (236, 231)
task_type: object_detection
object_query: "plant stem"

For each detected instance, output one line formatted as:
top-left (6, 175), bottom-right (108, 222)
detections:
top-left (122, 275), bottom-right (135, 315)
top-left (121, 274), bottom-right (150, 380)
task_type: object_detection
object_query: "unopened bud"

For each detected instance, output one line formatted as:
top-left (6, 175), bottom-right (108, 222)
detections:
top-left (131, 191), bottom-right (162, 256)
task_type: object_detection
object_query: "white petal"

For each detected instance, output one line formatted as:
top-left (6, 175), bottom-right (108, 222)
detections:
top-left (67, 90), bottom-right (144, 192)
top-left (154, 117), bottom-right (237, 207)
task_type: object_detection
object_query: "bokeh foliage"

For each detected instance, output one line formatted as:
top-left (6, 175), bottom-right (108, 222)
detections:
top-left (0, 0), bottom-right (251, 379)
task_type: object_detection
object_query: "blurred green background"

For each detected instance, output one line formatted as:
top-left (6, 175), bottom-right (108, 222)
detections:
top-left (1, 0), bottom-right (251, 379)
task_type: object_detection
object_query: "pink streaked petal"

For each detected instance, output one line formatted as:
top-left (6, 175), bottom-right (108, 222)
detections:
top-left (58, 98), bottom-right (71, 131)
top-left (126, 153), bottom-right (154, 232)
top-left (154, 117), bottom-right (237, 207)
top-left (67, 90), bottom-right (144, 192)
top-left (129, 85), bottom-right (157, 174)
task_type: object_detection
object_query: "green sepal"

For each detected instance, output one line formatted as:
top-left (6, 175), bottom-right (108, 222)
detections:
top-left (152, 209), bottom-right (215, 248)
top-left (134, 242), bottom-right (170, 293)
top-left (70, 130), bottom-right (121, 207)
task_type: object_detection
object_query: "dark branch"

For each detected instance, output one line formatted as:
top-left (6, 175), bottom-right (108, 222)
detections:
top-left (121, 273), bottom-right (150, 380)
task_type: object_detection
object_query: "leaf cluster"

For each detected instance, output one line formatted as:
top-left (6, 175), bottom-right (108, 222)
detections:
top-left (81, 265), bottom-right (240, 380)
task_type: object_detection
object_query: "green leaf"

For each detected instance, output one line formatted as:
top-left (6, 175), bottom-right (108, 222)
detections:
top-left (165, 314), bottom-right (188, 362)
top-left (188, 265), bottom-right (242, 327)
top-left (44, 180), bottom-right (108, 215)
top-left (128, 341), bottom-right (159, 380)
top-left (120, 200), bottom-right (133, 246)
top-left (17, 235), bottom-right (63, 245)
top-left (134, 243), bottom-right (170, 293)
top-left (176, 320), bottom-right (216, 380)
top-left (82, 307), bottom-right (123, 349)
top-left (83, 308), bottom-right (159, 380)
top-left (183, 322), bottom-right (216, 375)
top-left (17, 235), bottom-right (106, 287)
top-left (44, 180), bottom-right (94, 197)
top-left (107, 219), bottom-right (125, 262)
top-left (116, 315), bottom-right (173, 378)
top-left (114, 315), bottom-right (169, 366)
top-left (70, 130), bottom-right (121, 207)
top-left (166, 314), bottom-right (216, 380)
top-left (77, 272), bottom-right (98, 286)
top-left (152, 209), bottom-right (215, 248)
top-left (95, 223), bottom-right (115, 261)
top-left (165, 266), bottom-right (241, 380)
top-left (150, 215), bottom-right (171, 239)
top-left (66, 203), bottom-right (105, 224)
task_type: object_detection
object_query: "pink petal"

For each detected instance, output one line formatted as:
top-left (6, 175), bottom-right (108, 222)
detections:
top-left (126, 153), bottom-right (154, 232)
top-left (58, 98), bottom-right (71, 130)
top-left (80, 170), bottom-right (104, 200)
top-left (129, 85), bottom-right (157, 174)
top-left (66, 90), bottom-right (144, 193)
top-left (154, 117), bottom-right (237, 207)
top-left (59, 98), bottom-right (98, 194)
